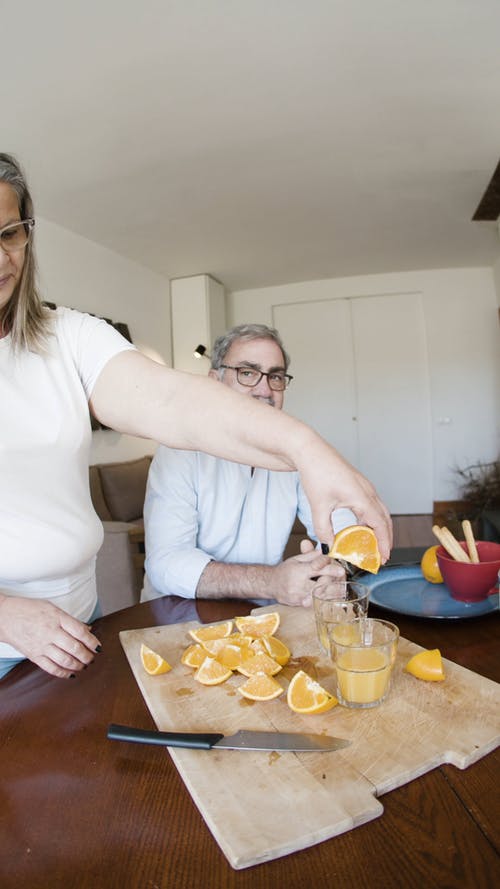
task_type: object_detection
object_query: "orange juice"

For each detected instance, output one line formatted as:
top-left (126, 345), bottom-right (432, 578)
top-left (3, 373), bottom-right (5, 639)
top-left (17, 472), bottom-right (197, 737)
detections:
top-left (336, 648), bottom-right (391, 705)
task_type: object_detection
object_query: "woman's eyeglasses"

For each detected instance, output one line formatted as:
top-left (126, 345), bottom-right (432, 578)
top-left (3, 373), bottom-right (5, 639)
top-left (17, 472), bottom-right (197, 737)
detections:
top-left (0, 218), bottom-right (35, 254)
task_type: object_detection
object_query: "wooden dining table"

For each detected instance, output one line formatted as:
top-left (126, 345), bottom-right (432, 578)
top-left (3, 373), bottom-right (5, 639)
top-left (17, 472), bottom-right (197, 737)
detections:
top-left (1, 589), bottom-right (499, 889)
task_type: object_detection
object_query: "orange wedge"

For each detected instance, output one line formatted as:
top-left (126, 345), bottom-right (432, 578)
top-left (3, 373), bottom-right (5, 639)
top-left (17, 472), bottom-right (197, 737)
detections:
top-left (237, 652), bottom-right (282, 677)
top-left (217, 643), bottom-right (255, 671)
top-left (189, 620), bottom-right (233, 643)
top-left (404, 649), bottom-right (445, 682)
top-left (194, 655), bottom-right (233, 686)
top-left (180, 643), bottom-right (207, 668)
top-left (140, 643), bottom-right (172, 675)
top-left (259, 635), bottom-right (291, 666)
top-left (225, 633), bottom-right (254, 647)
top-left (238, 673), bottom-right (284, 701)
top-left (329, 525), bottom-right (381, 574)
top-left (234, 612), bottom-right (280, 638)
top-left (287, 670), bottom-right (338, 714)
top-left (200, 638), bottom-right (232, 656)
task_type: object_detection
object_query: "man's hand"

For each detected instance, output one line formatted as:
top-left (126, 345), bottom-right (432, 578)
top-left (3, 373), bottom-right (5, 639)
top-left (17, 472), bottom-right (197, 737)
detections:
top-left (272, 539), bottom-right (345, 607)
top-left (0, 596), bottom-right (101, 679)
top-left (196, 539), bottom-right (345, 605)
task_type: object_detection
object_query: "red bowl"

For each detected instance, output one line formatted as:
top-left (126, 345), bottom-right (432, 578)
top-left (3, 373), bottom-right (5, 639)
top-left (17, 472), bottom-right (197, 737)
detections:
top-left (436, 541), bottom-right (500, 602)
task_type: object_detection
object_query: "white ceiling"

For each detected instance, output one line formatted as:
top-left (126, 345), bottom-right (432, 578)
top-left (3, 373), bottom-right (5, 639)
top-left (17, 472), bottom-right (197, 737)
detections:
top-left (5, 0), bottom-right (500, 291)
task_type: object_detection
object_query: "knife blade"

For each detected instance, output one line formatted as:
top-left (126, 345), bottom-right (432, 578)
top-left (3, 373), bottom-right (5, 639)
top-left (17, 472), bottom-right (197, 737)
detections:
top-left (107, 723), bottom-right (351, 752)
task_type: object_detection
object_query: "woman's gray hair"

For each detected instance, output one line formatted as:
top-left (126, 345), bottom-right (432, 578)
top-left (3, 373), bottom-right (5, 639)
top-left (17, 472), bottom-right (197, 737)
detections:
top-left (0, 152), bottom-right (50, 351)
top-left (211, 323), bottom-right (290, 372)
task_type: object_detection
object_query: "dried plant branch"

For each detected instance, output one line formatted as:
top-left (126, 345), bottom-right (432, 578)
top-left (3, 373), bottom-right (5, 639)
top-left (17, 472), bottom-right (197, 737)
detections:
top-left (454, 458), bottom-right (500, 518)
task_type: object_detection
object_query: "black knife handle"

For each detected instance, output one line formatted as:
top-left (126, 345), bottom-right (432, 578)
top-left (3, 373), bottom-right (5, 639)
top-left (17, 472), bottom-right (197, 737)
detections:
top-left (107, 724), bottom-right (224, 749)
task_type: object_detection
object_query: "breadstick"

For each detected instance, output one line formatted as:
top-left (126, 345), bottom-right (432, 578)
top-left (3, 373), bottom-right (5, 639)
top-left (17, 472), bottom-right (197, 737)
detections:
top-left (441, 527), bottom-right (471, 562)
top-left (462, 520), bottom-right (479, 563)
top-left (432, 525), bottom-right (470, 562)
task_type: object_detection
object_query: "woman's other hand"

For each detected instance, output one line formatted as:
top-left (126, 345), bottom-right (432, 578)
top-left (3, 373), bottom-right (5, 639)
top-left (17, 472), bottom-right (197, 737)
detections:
top-left (0, 596), bottom-right (101, 678)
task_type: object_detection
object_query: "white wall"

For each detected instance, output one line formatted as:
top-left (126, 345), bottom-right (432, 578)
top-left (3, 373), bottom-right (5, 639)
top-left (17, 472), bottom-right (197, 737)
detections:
top-left (171, 275), bottom-right (226, 373)
top-left (228, 266), bottom-right (500, 506)
top-left (493, 253), bottom-right (500, 306)
top-left (36, 217), bottom-right (171, 464)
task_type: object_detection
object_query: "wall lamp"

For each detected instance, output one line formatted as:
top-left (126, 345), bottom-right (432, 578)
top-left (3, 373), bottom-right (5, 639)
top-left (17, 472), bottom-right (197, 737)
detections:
top-left (193, 344), bottom-right (211, 360)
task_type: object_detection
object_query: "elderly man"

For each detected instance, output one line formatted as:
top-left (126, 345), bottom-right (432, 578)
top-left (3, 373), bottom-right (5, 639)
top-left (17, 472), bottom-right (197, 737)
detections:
top-left (142, 323), bottom-right (356, 607)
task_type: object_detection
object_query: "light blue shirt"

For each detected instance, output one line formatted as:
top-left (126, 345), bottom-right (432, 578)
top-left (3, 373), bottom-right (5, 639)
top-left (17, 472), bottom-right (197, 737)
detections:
top-left (142, 446), bottom-right (356, 600)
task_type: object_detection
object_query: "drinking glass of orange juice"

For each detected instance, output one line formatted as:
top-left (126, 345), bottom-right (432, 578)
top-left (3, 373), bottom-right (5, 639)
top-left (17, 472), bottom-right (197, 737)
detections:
top-left (330, 618), bottom-right (399, 708)
top-left (312, 581), bottom-right (370, 655)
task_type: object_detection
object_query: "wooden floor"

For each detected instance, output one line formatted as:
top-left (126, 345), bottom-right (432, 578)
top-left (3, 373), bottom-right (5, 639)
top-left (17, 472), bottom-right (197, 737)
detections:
top-left (391, 514), bottom-right (434, 548)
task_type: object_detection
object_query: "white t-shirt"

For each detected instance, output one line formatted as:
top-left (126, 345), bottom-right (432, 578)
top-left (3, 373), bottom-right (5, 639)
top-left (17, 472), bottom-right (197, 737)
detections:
top-left (0, 307), bottom-right (135, 659)
top-left (142, 446), bottom-right (356, 600)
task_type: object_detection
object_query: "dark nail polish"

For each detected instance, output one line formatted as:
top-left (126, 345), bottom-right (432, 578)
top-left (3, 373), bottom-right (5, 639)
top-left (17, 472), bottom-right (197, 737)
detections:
top-left (69, 674), bottom-right (76, 679)
top-left (95, 645), bottom-right (102, 653)
top-left (321, 543), bottom-right (330, 555)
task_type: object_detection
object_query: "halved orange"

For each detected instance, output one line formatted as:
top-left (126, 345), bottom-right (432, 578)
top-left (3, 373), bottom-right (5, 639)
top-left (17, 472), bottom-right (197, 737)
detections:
top-left (194, 655), bottom-right (233, 686)
top-left (404, 649), bottom-right (445, 682)
top-left (329, 525), bottom-right (381, 574)
top-left (189, 620), bottom-right (233, 643)
top-left (237, 652), bottom-right (282, 677)
top-left (180, 643), bottom-right (207, 668)
top-left (140, 643), bottom-right (172, 675)
top-left (287, 669), bottom-right (338, 714)
top-left (420, 546), bottom-right (443, 584)
top-left (237, 672), bottom-right (284, 701)
top-left (234, 612), bottom-right (280, 638)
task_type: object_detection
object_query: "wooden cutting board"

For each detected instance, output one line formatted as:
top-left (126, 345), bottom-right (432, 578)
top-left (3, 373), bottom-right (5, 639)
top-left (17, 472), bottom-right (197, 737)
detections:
top-left (119, 604), bottom-right (500, 870)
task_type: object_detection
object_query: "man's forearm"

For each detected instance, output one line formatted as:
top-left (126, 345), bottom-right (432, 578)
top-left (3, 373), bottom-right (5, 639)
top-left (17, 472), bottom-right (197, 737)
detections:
top-left (195, 561), bottom-right (276, 600)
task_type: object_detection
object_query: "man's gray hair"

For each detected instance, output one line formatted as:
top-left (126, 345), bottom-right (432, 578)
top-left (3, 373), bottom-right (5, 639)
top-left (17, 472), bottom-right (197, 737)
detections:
top-left (211, 323), bottom-right (290, 372)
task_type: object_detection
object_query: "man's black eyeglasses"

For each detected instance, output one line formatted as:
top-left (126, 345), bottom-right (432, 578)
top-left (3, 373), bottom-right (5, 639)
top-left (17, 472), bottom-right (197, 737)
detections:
top-left (220, 365), bottom-right (293, 391)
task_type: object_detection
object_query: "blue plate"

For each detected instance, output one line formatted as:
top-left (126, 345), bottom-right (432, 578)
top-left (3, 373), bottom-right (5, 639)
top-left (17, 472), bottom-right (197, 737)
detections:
top-left (362, 565), bottom-right (499, 619)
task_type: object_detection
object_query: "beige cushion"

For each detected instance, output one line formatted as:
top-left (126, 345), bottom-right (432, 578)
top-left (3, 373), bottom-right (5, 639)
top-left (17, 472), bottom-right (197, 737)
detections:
top-left (98, 456), bottom-right (152, 522)
top-left (89, 465), bottom-right (113, 521)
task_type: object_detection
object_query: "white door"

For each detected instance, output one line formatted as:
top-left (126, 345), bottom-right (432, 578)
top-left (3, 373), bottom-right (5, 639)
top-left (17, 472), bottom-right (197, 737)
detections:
top-left (274, 298), bottom-right (359, 467)
top-left (351, 293), bottom-right (433, 513)
top-left (273, 293), bottom-right (433, 513)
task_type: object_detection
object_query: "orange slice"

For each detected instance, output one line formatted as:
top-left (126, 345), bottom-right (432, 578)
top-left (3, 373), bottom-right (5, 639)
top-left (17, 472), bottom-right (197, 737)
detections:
top-left (329, 525), bottom-right (381, 574)
top-left (189, 620), bottom-right (233, 643)
top-left (194, 655), bottom-right (232, 686)
top-left (404, 649), bottom-right (445, 682)
top-left (180, 643), bottom-right (207, 668)
top-left (287, 670), bottom-right (338, 714)
top-left (225, 633), bottom-right (254, 647)
top-left (237, 652), bottom-right (282, 677)
top-left (217, 643), bottom-right (255, 671)
top-left (140, 643), bottom-right (172, 675)
top-left (234, 611), bottom-right (280, 638)
top-left (259, 635), bottom-right (291, 666)
top-left (420, 546), bottom-right (443, 584)
top-left (200, 637), bottom-right (232, 656)
top-left (238, 673), bottom-right (284, 701)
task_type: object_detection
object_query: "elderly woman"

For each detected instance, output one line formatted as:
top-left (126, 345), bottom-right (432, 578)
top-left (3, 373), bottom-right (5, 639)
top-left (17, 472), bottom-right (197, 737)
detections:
top-left (0, 153), bottom-right (391, 680)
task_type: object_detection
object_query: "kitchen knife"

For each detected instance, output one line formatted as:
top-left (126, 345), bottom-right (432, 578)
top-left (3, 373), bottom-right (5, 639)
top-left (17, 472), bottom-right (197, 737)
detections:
top-left (107, 723), bottom-right (351, 752)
